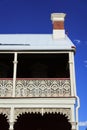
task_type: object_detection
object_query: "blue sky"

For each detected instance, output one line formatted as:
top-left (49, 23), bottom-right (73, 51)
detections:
top-left (0, 0), bottom-right (87, 129)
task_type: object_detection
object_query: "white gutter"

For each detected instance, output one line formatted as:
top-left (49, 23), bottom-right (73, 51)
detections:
top-left (76, 96), bottom-right (80, 130)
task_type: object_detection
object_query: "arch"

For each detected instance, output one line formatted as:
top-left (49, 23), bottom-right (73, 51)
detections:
top-left (14, 108), bottom-right (71, 121)
top-left (43, 113), bottom-right (71, 130)
top-left (0, 113), bottom-right (9, 130)
top-left (14, 112), bottom-right (71, 130)
top-left (14, 112), bottom-right (42, 130)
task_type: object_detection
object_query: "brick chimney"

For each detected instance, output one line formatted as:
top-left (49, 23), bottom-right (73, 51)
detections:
top-left (51, 13), bottom-right (66, 39)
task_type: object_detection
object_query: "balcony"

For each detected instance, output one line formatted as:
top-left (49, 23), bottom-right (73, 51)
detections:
top-left (0, 78), bottom-right (71, 97)
top-left (0, 53), bottom-right (71, 98)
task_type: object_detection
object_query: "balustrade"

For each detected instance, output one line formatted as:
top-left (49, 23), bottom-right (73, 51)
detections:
top-left (0, 78), bottom-right (71, 97)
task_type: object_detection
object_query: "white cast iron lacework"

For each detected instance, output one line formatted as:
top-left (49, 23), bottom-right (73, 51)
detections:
top-left (0, 108), bottom-right (10, 120)
top-left (15, 79), bottom-right (71, 97)
top-left (14, 108), bottom-right (71, 121)
top-left (0, 79), bottom-right (71, 97)
top-left (0, 80), bottom-right (13, 97)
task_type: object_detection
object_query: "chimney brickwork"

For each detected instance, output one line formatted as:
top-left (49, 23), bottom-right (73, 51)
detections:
top-left (53, 21), bottom-right (64, 30)
top-left (51, 13), bottom-right (66, 39)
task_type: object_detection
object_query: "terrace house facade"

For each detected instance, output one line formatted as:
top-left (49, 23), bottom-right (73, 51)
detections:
top-left (0, 13), bottom-right (79, 130)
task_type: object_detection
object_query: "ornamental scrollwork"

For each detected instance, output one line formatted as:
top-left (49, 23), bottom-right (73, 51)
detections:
top-left (14, 108), bottom-right (71, 121)
top-left (0, 108), bottom-right (10, 120)
top-left (0, 79), bottom-right (71, 97)
top-left (15, 79), bottom-right (71, 97)
top-left (0, 80), bottom-right (12, 97)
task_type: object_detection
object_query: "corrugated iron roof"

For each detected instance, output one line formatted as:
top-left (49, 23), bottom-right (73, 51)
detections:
top-left (0, 34), bottom-right (75, 51)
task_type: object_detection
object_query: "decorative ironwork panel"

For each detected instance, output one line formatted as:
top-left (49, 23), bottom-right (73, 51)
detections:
top-left (14, 108), bottom-right (42, 120)
top-left (43, 108), bottom-right (71, 120)
top-left (0, 79), bottom-right (71, 97)
top-left (15, 79), bottom-right (71, 97)
top-left (0, 80), bottom-right (13, 97)
top-left (14, 108), bottom-right (71, 121)
top-left (0, 108), bottom-right (10, 120)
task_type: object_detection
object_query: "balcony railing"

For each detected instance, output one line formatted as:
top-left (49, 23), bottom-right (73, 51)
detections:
top-left (0, 78), bottom-right (71, 97)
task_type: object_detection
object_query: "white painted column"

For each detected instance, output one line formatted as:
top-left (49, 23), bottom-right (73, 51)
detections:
top-left (41, 108), bottom-right (44, 116)
top-left (71, 105), bottom-right (75, 121)
top-left (72, 52), bottom-right (80, 130)
top-left (69, 52), bottom-right (80, 130)
top-left (9, 107), bottom-right (14, 130)
top-left (13, 52), bottom-right (18, 97)
top-left (71, 52), bottom-right (77, 96)
top-left (69, 52), bottom-right (74, 96)
top-left (71, 106), bottom-right (77, 130)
